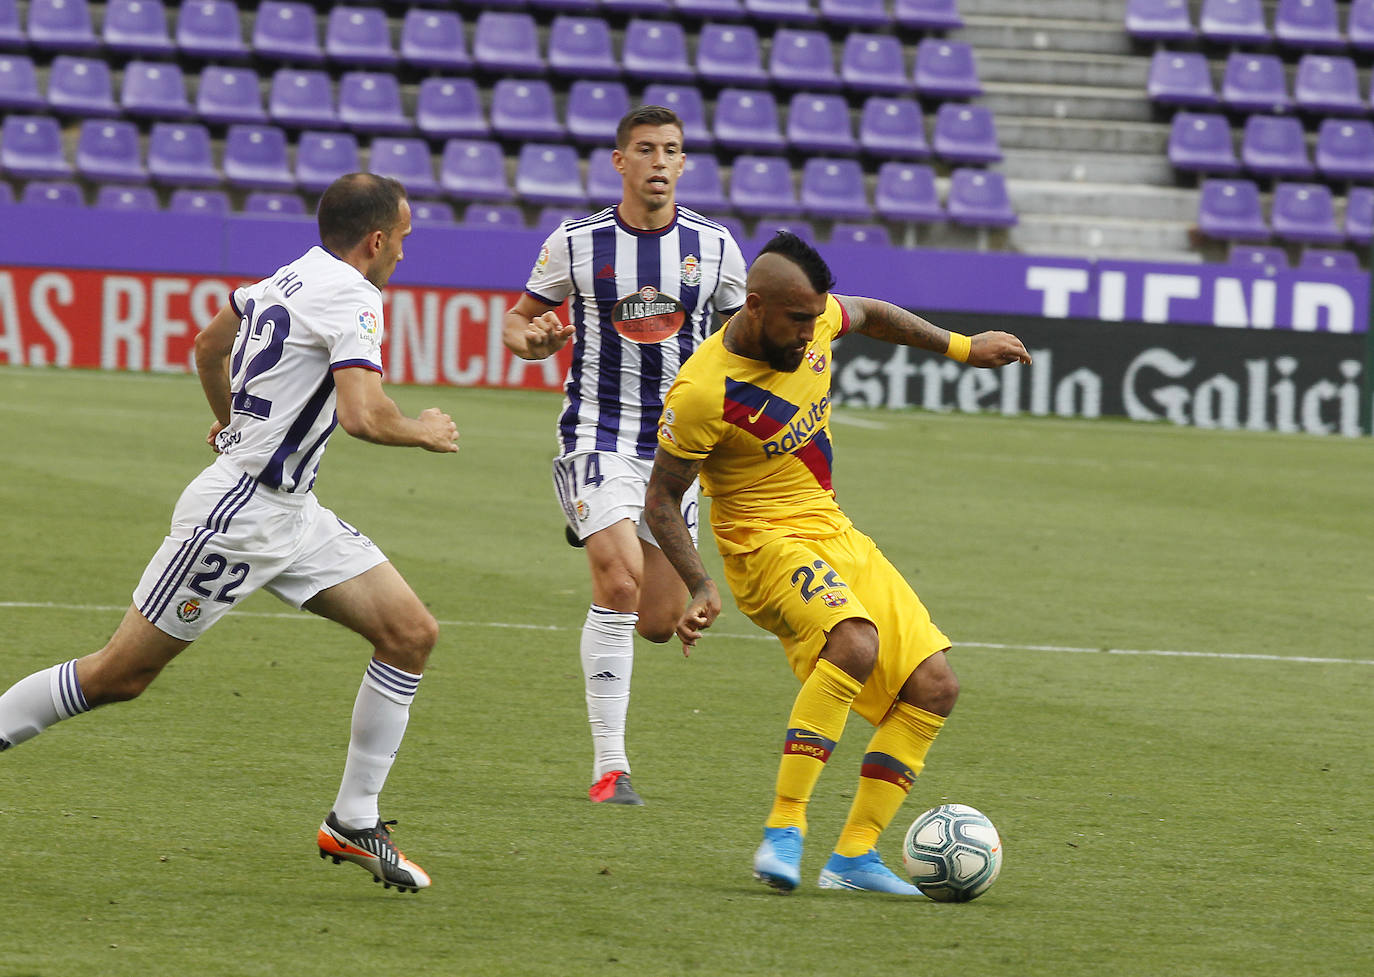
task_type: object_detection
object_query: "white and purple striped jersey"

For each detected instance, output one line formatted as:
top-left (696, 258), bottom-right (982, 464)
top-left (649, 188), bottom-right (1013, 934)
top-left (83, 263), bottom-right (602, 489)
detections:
top-left (220, 246), bottom-right (384, 493)
top-left (524, 206), bottom-right (746, 460)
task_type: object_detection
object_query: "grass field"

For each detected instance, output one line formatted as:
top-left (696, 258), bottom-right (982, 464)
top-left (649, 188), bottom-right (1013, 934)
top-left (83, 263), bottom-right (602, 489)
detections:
top-left (1, 365), bottom-right (1371, 977)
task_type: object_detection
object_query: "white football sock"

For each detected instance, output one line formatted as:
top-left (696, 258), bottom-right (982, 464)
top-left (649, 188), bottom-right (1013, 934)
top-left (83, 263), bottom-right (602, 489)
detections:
top-left (332, 658), bottom-right (421, 830)
top-left (0, 660), bottom-right (89, 750)
top-left (581, 604), bottom-right (638, 780)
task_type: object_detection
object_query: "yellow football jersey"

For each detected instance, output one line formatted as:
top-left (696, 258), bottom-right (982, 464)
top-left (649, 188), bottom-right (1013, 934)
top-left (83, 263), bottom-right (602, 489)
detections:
top-left (658, 294), bottom-right (853, 555)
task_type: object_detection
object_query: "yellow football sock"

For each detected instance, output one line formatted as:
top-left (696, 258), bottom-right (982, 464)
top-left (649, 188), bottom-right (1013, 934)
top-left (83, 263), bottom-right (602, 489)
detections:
top-left (833, 701), bottom-right (945, 858)
top-left (765, 658), bottom-right (863, 834)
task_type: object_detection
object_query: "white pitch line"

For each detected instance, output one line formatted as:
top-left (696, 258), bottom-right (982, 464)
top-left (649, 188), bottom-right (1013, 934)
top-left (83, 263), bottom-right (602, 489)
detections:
top-left (3, 601), bottom-right (1371, 667)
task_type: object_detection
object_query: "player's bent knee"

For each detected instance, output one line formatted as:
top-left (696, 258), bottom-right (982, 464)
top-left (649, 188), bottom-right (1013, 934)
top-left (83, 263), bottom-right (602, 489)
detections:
top-left (636, 620), bottom-right (676, 644)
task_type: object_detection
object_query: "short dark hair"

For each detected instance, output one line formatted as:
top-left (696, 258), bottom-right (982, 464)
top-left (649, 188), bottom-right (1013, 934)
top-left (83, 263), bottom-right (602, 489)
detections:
top-left (317, 173), bottom-right (408, 255)
top-left (756, 230), bottom-right (835, 294)
top-left (615, 105), bottom-right (685, 150)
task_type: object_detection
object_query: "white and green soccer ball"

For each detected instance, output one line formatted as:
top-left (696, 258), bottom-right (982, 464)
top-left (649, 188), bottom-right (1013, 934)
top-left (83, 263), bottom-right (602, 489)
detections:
top-left (902, 803), bottom-right (1002, 902)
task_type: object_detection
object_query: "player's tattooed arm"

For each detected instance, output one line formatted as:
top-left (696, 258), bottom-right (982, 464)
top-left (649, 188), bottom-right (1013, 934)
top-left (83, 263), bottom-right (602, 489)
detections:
top-left (645, 449), bottom-right (722, 655)
top-left (837, 295), bottom-right (950, 354)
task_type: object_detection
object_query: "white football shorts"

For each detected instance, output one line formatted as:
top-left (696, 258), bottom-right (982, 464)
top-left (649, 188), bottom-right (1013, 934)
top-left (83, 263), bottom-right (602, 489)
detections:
top-left (553, 450), bottom-right (699, 547)
top-left (133, 455), bottom-right (387, 640)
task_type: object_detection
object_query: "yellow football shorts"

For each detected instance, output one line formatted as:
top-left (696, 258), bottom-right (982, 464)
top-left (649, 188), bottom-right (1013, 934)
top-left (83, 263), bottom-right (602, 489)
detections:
top-left (722, 526), bottom-right (951, 726)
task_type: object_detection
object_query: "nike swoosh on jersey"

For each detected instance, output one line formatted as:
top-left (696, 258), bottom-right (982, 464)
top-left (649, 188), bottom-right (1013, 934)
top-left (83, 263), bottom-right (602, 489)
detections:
top-left (747, 400), bottom-right (769, 424)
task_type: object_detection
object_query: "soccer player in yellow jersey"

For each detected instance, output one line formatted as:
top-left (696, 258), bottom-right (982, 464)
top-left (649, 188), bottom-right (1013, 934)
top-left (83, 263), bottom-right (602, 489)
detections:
top-left (644, 231), bottom-right (1030, 895)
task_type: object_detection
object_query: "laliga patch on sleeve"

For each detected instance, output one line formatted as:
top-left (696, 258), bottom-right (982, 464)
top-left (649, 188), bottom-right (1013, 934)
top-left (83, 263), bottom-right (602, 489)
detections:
top-left (357, 306), bottom-right (380, 346)
top-left (532, 243), bottom-right (551, 278)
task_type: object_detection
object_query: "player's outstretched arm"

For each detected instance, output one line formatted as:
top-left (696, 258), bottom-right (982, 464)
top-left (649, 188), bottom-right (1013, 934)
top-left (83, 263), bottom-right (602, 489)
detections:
top-left (838, 295), bottom-right (1031, 368)
top-left (333, 367), bottom-right (459, 453)
top-left (645, 449), bottom-right (720, 656)
top-left (503, 294), bottom-right (575, 360)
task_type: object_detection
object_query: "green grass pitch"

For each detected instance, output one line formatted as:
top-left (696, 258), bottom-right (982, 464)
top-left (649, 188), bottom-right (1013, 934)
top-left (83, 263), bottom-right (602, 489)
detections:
top-left (1, 366), bottom-right (1371, 977)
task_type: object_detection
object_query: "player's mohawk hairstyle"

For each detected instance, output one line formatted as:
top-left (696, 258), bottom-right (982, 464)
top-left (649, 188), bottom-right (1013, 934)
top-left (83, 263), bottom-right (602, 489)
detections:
top-left (757, 230), bottom-right (835, 295)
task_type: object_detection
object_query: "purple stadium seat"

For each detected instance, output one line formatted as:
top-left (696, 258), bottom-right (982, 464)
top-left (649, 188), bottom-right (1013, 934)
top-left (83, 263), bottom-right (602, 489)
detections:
top-left (464, 203), bottom-right (525, 230)
top-left (400, 8), bottom-right (469, 71)
top-left (770, 29), bottom-right (841, 90)
top-left (753, 220), bottom-right (817, 249)
top-left (585, 147), bottom-right (621, 207)
top-left (369, 137), bottom-right (439, 197)
top-left (800, 158), bottom-right (871, 220)
top-left (295, 131), bottom-right (359, 192)
top-left (676, 154), bottom-right (728, 211)
top-left (1299, 248), bottom-right (1359, 271)
top-left (1228, 244), bottom-right (1288, 270)
top-left (673, 0), bottom-right (746, 18)
top-left (1344, 187), bottom-right (1373, 244)
top-left (1221, 52), bottom-right (1291, 114)
top-left (1125, 0), bottom-right (1197, 42)
top-left (410, 200), bottom-right (457, 226)
top-left (566, 80), bottom-right (630, 145)
top-left (1274, 0), bottom-right (1343, 51)
top-left (0, 54), bottom-right (42, 111)
top-left (1168, 112), bottom-right (1240, 174)
top-left (269, 69), bottom-right (337, 129)
top-left (947, 168), bottom-right (1016, 227)
top-left (325, 7), bottom-right (397, 67)
top-left (244, 191), bottom-right (306, 216)
top-left (841, 34), bottom-right (908, 94)
top-left (729, 156), bottom-right (800, 216)
top-left (914, 39), bottom-right (982, 100)
top-left (643, 84), bottom-right (712, 147)
top-left (121, 61), bottom-right (192, 120)
top-left (491, 78), bottom-right (563, 142)
top-left (893, 0), bottom-right (964, 31)
top-left (537, 206), bottom-right (592, 235)
top-left (874, 161), bottom-right (943, 222)
top-left (830, 222), bottom-right (892, 246)
top-left (623, 20), bottom-right (695, 83)
top-left (1294, 54), bottom-right (1365, 115)
top-left (714, 89), bottom-right (786, 152)
top-left (176, 1), bottom-right (248, 60)
top-left (602, 0), bottom-right (673, 14)
top-left (515, 143), bottom-right (586, 207)
top-left (821, 0), bottom-right (890, 28)
top-left (860, 97), bottom-right (930, 159)
top-left (1148, 50), bottom-right (1219, 108)
top-left (46, 55), bottom-right (118, 116)
top-left (76, 119), bottom-right (148, 183)
top-left (548, 16), bottom-right (618, 79)
top-left (169, 188), bottom-right (230, 216)
top-left (253, 2), bottom-right (324, 64)
top-left (787, 93), bottom-right (857, 155)
top-left (440, 139), bottom-right (514, 202)
top-left (744, 0), bottom-right (818, 23)
top-left (223, 125), bottom-right (294, 190)
top-left (696, 23), bottom-right (767, 87)
top-left (1197, 178), bottom-right (1269, 240)
top-left (416, 78), bottom-right (488, 139)
top-left (1, 115), bottom-right (72, 178)
top-left (1350, 0), bottom-right (1374, 53)
top-left (531, 0), bottom-right (602, 10)
top-left (932, 103), bottom-right (1002, 164)
top-left (27, 0), bottom-right (99, 52)
top-left (1240, 114), bottom-right (1313, 178)
top-left (1271, 182), bottom-right (1343, 244)
top-left (0, 0), bottom-right (22, 49)
top-left (147, 122), bottom-right (219, 186)
top-left (472, 12), bottom-right (543, 76)
top-left (22, 181), bottom-right (85, 207)
top-left (197, 66), bottom-right (268, 125)
top-left (1199, 0), bottom-right (1270, 46)
top-left (1315, 119), bottom-right (1374, 182)
top-left (338, 72), bottom-right (411, 134)
top-left (96, 185), bottom-right (159, 211)
top-left (103, 0), bottom-right (174, 56)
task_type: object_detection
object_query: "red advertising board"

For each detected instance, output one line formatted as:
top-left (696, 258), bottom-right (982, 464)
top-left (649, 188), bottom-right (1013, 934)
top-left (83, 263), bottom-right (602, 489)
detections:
top-left (0, 267), bottom-right (570, 390)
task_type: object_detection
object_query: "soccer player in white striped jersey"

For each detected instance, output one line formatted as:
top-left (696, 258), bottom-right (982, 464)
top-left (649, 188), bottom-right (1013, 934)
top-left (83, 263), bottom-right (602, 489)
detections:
top-left (504, 105), bottom-right (747, 806)
top-left (0, 173), bottom-right (458, 892)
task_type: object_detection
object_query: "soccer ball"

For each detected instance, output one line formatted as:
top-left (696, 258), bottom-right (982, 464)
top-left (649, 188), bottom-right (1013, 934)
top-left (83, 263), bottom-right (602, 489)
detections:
top-left (902, 803), bottom-right (1002, 902)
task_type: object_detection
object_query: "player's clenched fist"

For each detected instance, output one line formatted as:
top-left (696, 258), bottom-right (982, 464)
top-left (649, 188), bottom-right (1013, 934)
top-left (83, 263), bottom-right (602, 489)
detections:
top-left (523, 311), bottom-right (576, 359)
top-left (419, 408), bottom-right (459, 453)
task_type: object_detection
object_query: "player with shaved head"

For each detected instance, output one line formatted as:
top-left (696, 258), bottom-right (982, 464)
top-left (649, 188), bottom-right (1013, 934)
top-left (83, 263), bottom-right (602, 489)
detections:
top-left (646, 231), bottom-right (1030, 895)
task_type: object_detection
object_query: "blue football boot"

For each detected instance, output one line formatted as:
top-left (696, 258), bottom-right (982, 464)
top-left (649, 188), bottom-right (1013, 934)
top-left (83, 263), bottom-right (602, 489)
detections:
top-left (817, 849), bottom-right (925, 895)
top-left (753, 826), bottom-right (803, 892)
